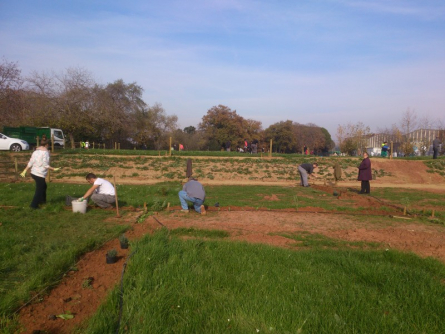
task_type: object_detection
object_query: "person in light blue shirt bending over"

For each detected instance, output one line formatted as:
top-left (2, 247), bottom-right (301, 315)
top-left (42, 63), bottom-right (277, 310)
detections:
top-left (179, 177), bottom-right (206, 214)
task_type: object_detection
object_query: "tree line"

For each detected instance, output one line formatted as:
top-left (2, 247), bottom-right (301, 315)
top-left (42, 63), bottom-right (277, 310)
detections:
top-left (0, 58), bottom-right (334, 152)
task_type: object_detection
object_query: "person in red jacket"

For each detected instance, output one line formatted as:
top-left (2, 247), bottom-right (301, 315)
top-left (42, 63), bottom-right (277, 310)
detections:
top-left (358, 152), bottom-right (372, 194)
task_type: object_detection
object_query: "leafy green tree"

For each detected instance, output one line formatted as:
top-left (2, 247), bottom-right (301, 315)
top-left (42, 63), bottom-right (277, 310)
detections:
top-left (183, 126), bottom-right (196, 134)
top-left (199, 105), bottom-right (246, 150)
top-left (320, 127), bottom-right (335, 153)
top-left (264, 120), bottom-right (297, 153)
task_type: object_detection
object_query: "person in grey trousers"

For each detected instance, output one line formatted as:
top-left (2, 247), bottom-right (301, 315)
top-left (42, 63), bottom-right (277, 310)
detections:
top-left (298, 163), bottom-right (318, 187)
top-left (80, 173), bottom-right (116, 208)
top-left (433, 136), bottom-right (441, 159)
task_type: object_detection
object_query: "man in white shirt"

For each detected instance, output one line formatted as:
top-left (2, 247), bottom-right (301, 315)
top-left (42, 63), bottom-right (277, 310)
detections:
top-left (80, 173), bottom-right (116, 208)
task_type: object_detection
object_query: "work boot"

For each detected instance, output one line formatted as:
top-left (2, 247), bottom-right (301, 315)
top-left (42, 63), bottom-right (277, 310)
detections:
top-left (180, 209), bottom-right (189, 213)
top-left (200, 205), bottom-right (206, 215)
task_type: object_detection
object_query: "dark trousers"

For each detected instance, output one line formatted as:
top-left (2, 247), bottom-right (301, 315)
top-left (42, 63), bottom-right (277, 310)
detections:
top-left (31, 173), bottom-right (47, 208)
top-left (433, 148), bottom-right (438, 159)
top-left (360, 181), bottom-right (370, 194)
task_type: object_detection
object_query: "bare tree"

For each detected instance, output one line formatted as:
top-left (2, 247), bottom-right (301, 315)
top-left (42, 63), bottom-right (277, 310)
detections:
top-left (0, 58), bottom-right (23, 91)
top-left (399, 109), bottom-right (419, 156)
top-left (400, 108), bottom-right (418, 135)
top-left (0, 58), bottom-right (25, 126)
top-left (153, 104), bottom-right (178, 149)
top-left (337, 122), bottom-right (370, 155)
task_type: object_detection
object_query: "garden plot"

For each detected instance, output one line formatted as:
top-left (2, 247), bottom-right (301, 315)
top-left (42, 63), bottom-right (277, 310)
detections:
top-left (23, 154), bottom-right (445, 189)
top-left (17, 208), bottom-right (445, 333)
top-left (2, 154), bottom-right (445, 333)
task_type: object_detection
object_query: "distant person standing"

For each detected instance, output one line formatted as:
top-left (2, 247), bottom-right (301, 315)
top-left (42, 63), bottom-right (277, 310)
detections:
top-left (251, 139), bottom-right (258, 154)
top-left (358, 152), bottom-right (372, 194)
top-left (303, 144), bottom-right (308, 155)
top-left (381, 142), bottom-right (389, 157)
top-left (226, 140), bottom-right (231, 152)
top-left (297, 163), bottom-right (318, 187)
top-left (433, 136), bottom-right (441, 159)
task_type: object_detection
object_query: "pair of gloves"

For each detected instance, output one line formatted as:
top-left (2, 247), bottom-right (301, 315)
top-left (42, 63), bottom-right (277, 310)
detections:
top-left (20, 167), bottom-right (62, 178)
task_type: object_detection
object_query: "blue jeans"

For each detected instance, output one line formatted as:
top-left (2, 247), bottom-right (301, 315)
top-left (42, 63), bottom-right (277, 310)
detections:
top-left (178, 190), bottom-right (204, 213)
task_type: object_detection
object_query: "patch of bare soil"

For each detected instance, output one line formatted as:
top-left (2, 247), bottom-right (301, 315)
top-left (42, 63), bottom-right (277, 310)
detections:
top-left (18, 207), bottom-right (445, 333)
top-left (263, 194), bottom-right (280, 201)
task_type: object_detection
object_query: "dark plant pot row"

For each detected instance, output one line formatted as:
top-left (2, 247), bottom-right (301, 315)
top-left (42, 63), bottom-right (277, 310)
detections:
top-left (106, 254), bottom-right (117, 264)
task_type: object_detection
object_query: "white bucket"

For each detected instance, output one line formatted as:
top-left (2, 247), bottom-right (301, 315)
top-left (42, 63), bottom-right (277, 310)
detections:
top-left (72, 200), bottom-right (87, 214)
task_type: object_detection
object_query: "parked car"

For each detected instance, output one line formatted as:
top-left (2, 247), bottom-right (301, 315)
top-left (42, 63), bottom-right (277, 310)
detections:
top-left (0, 132), bottom-right (30, 152)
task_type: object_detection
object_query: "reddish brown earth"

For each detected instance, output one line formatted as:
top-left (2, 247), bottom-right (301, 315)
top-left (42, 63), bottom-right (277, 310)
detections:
top-left (15, 158), bottom-right (445, 333)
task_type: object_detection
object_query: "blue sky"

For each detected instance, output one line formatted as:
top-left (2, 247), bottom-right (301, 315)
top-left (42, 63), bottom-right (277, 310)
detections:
top-left (1, 0), bottom-right (444, 138)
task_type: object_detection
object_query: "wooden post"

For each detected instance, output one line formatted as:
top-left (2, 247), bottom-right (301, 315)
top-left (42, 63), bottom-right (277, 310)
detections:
top-left (14, 158), bottom-right (18, 180)
top-left (114, 142), bottom-right (117, 150)
top-left (269, 139), bottom-right (272, 158)
top-left (51, 134), bottom-right (55, 153)
top-left (186, 159), bottom-right (193, 178)
top-left (390, 141), bottom-right (393, 159)
top-left (113, 175), bottom-right (121, 218)
top-left (432, 210), bottom-right (435, 218)
top-left (169, 137), bottom-right (172, 156)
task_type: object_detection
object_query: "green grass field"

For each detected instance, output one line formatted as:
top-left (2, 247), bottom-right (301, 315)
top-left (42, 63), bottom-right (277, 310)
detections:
top-left (0, 180), bottom-right (445, 333)
top-left (81, 228), bottom-right (445, 333)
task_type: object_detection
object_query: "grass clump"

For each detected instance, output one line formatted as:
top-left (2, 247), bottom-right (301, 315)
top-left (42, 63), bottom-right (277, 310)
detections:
top-left (82, 229), bottom-right (445, 334)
